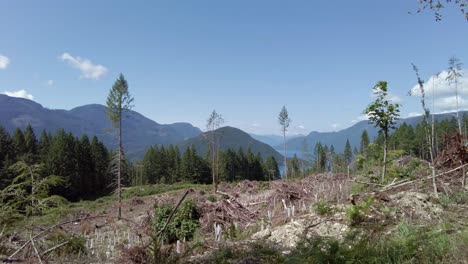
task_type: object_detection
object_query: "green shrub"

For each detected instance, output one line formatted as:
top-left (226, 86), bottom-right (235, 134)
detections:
top-left (47, 232), bottom-right (86, 256)
top-left (287, 223), bottom-right (468, 264)
top-left (194, 242), bottom-right (285, 264)
top-left (439, 192), bottom-right (468, 208)
top-left (313, 201), bottom-right (333, 216)
top-left (346, 196), bottom-right (374, 226)
top-left (206, 195), bottom-right (217, 203)
top-left (153, 199), bottom-right (200, 243)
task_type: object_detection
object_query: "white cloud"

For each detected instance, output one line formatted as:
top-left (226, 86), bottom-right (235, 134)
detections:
top-left (351, 114), bottom-right (369, 123)
top-left (434, 96), bottom-right (468, 111)
top-left (410, 70), bottom-right (468, 98)
top-left (297, 125), bottom-right (305, 130)
top-left (387, 93), bottom-right (402, 104)
top-left (59, 52), bottom-right (108, 80)
top-left (47, 80), bottom-right (54, 86)
top-left (3, 90), bottom-right (34, 100)
top-left (251, 123), bottom-right (261, 127)
top-left (408, 69), bottom-right (468, 113)
top-left (0, 55), bottom-right (10, 69)
top-left (331, 123), bottom-right (341, 129)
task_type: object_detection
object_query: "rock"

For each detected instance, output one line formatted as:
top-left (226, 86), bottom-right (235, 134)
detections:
top-left (254, 216), bottom-right (350, 249)
top-left (390, 191), bottom-right (442, 220)
top-left (268, 220), bottom-right (306, 248)
top-left (251, 228), bottom-right (271, 240)
top-left (312, 221), bottom-right (349, 240)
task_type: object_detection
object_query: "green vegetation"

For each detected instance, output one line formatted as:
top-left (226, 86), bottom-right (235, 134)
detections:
top-left (0, 125), bottom-right (112, 201)
top-left (122, 182), bottom-right (208, 199)
top-left (141, 143), bottom-right (280, 185)
top-left (153, 199), bottom-right (201, 243)
top-left (347, 196), bottom-right (374, 226)
top-left (199, 223), bottom-right (468, 264)
top-left (313, 201), bottom-right (334, 216)
top-left (364, 81), bottom-right (401, 181)
top-left (46, 232), bottom-right (87, 257)
top-left (194, 242), bottom-right (285, 264)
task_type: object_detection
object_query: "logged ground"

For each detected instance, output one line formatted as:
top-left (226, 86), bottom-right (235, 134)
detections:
top-left (2, 168), bottom-right (468, 263)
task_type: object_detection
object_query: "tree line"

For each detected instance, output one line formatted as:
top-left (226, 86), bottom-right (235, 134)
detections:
top-left (0, 125), bottom-right (112, 201)
top-left (139, 144), bottom-right (281, 185)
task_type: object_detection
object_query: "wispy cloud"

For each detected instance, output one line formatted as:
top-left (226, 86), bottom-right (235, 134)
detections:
top-left (407, 112), bottom-right (421, 118)
top-left (251, 123), bottom-right (261, 127)
top-left (59, 52), bottom-right (108, 80)
top-left (0, 55), bottom-right (10, 69)
top-left (3, 90), bottom-right (34, 100)
top-left (297, 125), bottom-right (305, 130)
top-left (47, 80), bottom-right (54, 86)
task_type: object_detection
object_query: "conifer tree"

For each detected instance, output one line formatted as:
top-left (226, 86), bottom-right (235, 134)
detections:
top-left (344, 139), bottom-right (353, 165)
top-left (360, 130), bottom-right (370, 156)
top-left (278, 106), bottom-right (291, 180)
top-left (106, 74), bottom-right (134, 218)
top-left (23, 125), bottom-right (38, 160)
top-left (12, 128), bottom-right (26, 159)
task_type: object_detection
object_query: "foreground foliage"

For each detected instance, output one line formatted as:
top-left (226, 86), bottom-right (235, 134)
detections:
top-left (199, 223), bottom-right (468, 264)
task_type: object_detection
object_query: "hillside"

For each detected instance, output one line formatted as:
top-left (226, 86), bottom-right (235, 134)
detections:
top-left (0, 95), bottom-right (202, 159)
top-left (177, 126), bottom-right (284, 161)
top-left (282, 111), bottom-right (467, 154)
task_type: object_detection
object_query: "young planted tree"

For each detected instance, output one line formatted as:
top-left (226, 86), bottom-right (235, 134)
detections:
top-left (106, 74), bottom-right (134, 219)
top-left (206, 110), bottom-right (224, 192)
top-left (364, 81), bottom-right (400, 182)
top-left (278, 106), bottom-right (291, 180)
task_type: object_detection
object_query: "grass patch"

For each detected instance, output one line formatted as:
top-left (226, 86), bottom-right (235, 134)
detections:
top-left (122, 182), bottom-right (209, 199)
top-left (192, 242), bottom-right (285, 264)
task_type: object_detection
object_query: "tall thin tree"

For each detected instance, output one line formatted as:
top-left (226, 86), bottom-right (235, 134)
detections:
top-left (106, 74), bottom-right (134, 219)
top-left (446, 56), bottom-right (463, 136)
top-left (411, 64), bottom-right (438, 197)
top-left (364, 81), bottom-right (400, 182)
top-left (206, 110), bottom-right (224, 193)
top-left (278, 106), bottom-right (291, 180)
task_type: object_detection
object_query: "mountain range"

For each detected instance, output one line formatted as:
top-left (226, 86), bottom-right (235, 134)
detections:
top-left (280, 111), bottom-right (466, 155)
top-left (0, 95), bottom-right (283, 160)
top-left (0, 94), bottom-right (201, 158)
top-left (178, 126), bottom-right (284, 161)
top-left (250, 134), bottom-right (305, 147)
top-left (1, 94), bottom-right (464, 160)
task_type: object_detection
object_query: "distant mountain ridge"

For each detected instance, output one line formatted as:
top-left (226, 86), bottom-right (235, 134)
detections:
top-left (281, 111), bottom-right (468, 155)
top-left (250, 133), bottom-right (305, 147)
top-left (2, 94), bottom-right (464, 160)
top-left (177, 126), bottom-right (284, 161)
top-left (0, 95), bottom-right (202, 159)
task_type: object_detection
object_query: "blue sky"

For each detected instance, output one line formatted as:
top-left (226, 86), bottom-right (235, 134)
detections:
top-left (1, 1), bottom-right (468, 135)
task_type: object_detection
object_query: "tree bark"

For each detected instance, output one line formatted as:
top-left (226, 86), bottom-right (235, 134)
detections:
top-left (283, 130), bottom-right (287, 181)
top-left (118, 111), bottom-right (122, 219)
top-left (382, 133), bottom-right (387, 182)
